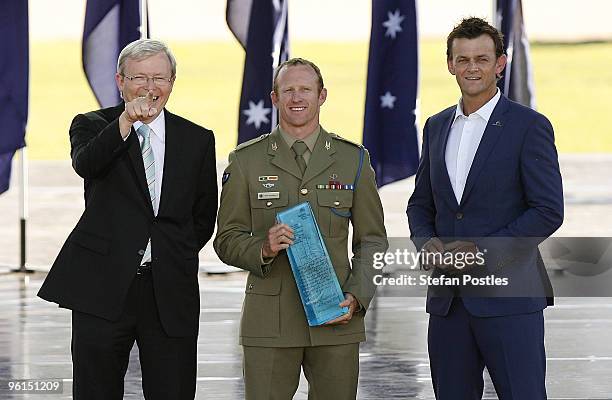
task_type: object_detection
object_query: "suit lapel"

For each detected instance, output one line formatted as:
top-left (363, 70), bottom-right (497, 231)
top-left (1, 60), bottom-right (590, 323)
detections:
top-left (127, 127), bottom-right (154, 214)
top-left (158, 110), bottom-right (185, 216)
top-left (460, 96), bottom-right (509, 206)
top-left (439, 110), bottom-right (459, 207)
top-left (268, 128), bottom-right (303, 180)
top-left (302, 128), bottom-right (335, 185)
top-left (105, 103), bottom-right (155, 211)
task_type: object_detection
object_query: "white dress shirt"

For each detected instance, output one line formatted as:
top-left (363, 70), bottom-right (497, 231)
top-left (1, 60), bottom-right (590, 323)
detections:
top-left (131, 112), bottom-right (166, 264)
top-left (133, 111), bottom-right (166, 215)
top-left (445, 89), bottom-right (501, 204)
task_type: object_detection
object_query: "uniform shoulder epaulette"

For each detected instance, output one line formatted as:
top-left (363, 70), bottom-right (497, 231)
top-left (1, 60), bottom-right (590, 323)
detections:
top-left (330, 133), bottom-right (363, 149)
top-left (235, 133), bottom-right (269, 152)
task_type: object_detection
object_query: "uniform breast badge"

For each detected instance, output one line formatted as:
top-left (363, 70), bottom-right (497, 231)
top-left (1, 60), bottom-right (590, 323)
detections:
top-left (316, 174), bottom-right (354, 190)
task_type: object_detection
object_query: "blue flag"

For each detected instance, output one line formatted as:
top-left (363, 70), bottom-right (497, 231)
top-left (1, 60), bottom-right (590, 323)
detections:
top-left (227, 0), bottom-right (289, 144)
top-left (83, 0), bottom-right (143, 107)
top-left (496, 0), bottom-right (536, 108)
top-left (363, 0), bottom-right (419, 187)
top-left (0, 0), bottom-right (29, 194)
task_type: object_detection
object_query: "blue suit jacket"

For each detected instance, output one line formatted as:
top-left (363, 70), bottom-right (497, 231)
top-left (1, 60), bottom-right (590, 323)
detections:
top-left (407, 95), bottom-right (563, 317)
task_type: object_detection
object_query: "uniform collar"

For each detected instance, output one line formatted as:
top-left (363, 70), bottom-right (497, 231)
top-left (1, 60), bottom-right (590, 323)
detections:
top-left (278, 125), bottom-right (321, 152)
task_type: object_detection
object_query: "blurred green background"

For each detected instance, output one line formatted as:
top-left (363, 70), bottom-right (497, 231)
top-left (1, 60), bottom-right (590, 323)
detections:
top-left (28, 39), bottom-right (612, 160)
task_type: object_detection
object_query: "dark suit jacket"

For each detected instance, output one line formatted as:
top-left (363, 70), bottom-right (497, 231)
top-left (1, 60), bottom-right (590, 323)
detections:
top-left (38, 104), bottom-right (217, 337)
top-left (407, 95), bottom-right (563, 317)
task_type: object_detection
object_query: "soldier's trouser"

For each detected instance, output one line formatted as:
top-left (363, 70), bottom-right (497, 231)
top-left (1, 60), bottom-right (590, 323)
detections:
top-left (243, 343), bottom-right (359, 400)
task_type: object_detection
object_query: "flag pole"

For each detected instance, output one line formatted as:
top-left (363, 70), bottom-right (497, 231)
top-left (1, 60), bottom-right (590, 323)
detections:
top-left (493, 0), bottom-right (498, 25)
top-left (11, 147), bottom-right (33, 273)
top-left (141, 0), bottom-right (148, 38)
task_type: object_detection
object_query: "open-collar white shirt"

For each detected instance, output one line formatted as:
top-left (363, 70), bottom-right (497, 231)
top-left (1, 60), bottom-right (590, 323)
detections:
top-left (445, 89), bottom-right (501, 204)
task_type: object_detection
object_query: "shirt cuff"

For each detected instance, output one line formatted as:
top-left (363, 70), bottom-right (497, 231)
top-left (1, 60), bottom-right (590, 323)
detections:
top-left (260, 249), bottom-right (275, 265)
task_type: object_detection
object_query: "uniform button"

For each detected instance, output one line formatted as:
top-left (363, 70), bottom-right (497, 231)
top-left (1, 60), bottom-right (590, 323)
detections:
top-left (300, 188), bottom-right (308, 195)
top-left (334, 201), bottom-right (340, 206)
top-left (266, 201), bottom-right (272, 207)
top-left (138, 249), bottom-right (145, 255)
top-left (456, 212), bottom-right (464, 220)
top-left (248, 283), bottom-right (254, 290)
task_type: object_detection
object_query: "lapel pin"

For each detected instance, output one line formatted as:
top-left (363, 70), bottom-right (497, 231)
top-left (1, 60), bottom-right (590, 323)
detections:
top-left (271, 142), bottom-right (278, 151)
top-left (325, 141), bottom-right (331, 150)
top-left (492, 121), bottom-right (503, 127)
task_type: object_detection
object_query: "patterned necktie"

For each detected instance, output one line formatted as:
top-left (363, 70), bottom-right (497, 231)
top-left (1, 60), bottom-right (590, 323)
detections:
top-left (292, 141), bottom-right (308, 176)
top-left (137, 124), bottom-right (155, 263)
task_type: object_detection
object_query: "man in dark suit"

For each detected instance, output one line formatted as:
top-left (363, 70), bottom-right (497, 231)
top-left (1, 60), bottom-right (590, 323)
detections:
top-left (38, 39), bottom-right (217, 400)
top-left (407, 18), bottom-right (563, 400)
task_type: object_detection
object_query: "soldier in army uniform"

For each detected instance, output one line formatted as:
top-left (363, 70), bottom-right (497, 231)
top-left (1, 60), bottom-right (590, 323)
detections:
top-left (214, 58), bottom-right (387, 399)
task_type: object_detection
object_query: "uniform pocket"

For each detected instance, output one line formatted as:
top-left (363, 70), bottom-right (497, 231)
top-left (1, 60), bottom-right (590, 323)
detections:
top-left (249, 191), bottom-right (289, 232)
top-left (316, 191), bottom-right (353, 237)
top-left (240, 274), bottom-right (282, 337)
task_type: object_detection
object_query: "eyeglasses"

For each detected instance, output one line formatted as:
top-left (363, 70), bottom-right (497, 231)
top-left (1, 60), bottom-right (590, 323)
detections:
top-left (122, 75), bottom-right (174, 87)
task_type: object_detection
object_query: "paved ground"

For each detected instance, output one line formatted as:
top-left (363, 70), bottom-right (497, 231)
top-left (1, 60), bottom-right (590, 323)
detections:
top-left (1, 155), bottom-right (611, 399)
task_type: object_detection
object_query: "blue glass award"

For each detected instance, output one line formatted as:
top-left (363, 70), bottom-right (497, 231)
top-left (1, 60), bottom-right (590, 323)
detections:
top-left (276, 202), bottom-right (349, 326)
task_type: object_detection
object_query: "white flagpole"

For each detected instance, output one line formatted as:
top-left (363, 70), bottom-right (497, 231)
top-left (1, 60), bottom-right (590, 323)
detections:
top-left (140, 0), bottom-right (148, 38)
top-left (19, 147), bottom-right (29, 270)
top-left (270, 0), bottom-right (288, 129)
top-left (11, 146), bottom-right (33, 273)
top-left (493, 0), bottom-right (497, 24)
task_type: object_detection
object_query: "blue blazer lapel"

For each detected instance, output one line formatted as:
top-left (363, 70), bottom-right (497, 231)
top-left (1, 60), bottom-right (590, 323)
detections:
top-left (438, 109), bottom-right (459, 208)
top-left (460, 96), bottom-right (510, 207)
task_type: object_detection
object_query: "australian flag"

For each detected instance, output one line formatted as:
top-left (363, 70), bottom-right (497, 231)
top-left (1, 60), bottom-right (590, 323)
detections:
top-left (83, 0), bottom-right (143, 107)
top-left (363, 0), bottom-right (419, 187)
top-left (496, 0), bottom-right (536, 108)
top-left (0, 0), bottom-right (29, 194)
top-left (227, 0), bottom-right (289, 144)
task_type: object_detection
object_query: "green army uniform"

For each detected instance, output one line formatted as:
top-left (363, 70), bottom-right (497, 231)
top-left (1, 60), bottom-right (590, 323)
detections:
top-left (214, 126), bottom-right (387, 399)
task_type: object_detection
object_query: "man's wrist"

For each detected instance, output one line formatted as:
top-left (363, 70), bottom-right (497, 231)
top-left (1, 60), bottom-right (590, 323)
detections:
top-left (345, 292), bottom-right (362, 312)
top-left (260, 248), bottom-right (275, 265)
top-left (118, 112), bottom-right (133, 139)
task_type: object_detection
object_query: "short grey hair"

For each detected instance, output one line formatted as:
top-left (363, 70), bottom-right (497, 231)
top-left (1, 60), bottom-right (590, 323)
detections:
top-left (117, 39), bottom-right (177, 77)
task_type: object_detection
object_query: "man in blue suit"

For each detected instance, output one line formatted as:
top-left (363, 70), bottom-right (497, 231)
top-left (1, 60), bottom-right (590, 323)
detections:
top-left (407, 18), bottom-right (563, 399)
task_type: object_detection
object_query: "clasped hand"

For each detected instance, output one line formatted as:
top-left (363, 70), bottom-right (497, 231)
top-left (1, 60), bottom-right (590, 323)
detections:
top-left (420, 238), bottom-right (480, 274)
